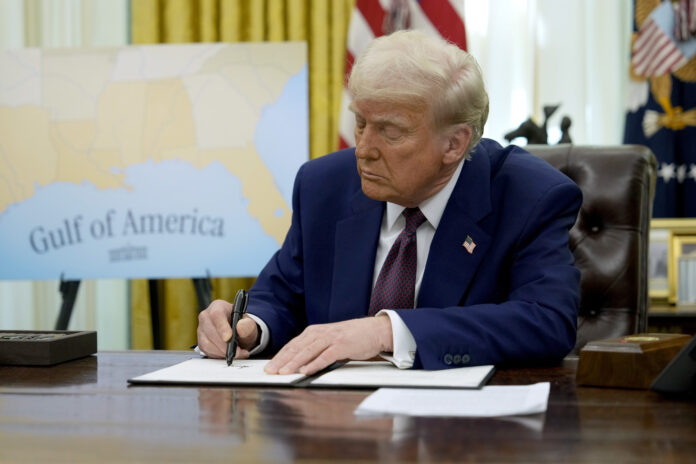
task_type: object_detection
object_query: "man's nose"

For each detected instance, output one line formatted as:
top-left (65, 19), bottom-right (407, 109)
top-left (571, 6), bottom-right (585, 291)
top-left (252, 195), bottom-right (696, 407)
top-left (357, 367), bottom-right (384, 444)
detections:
top-left (355, 126), bottom-right (378, 159)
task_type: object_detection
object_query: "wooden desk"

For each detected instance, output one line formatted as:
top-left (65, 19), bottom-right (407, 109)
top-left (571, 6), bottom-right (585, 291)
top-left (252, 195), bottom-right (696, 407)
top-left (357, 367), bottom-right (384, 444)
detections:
top-left (649, 304), bottom-right (696, 334)
top-left (1, 351), bottom-right (695, 463)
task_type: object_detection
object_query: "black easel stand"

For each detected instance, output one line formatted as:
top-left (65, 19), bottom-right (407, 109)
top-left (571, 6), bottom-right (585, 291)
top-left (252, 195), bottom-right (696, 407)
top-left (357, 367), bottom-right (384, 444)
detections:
top-left (192, 276), bottom-right (213, 311)
top-left (148, 279), bottom-right (162, 349)
top-left (55, 277), bottom-right (80, 330)
top-left (55, 276), bottom-right (213, 349)
top-left (148, 277), bottom-right (211, 349)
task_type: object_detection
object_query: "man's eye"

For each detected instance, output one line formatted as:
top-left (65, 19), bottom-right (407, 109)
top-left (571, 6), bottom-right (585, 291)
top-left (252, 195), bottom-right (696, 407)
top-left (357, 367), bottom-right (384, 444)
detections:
top-left (382, 126), bottom-right (403, 140)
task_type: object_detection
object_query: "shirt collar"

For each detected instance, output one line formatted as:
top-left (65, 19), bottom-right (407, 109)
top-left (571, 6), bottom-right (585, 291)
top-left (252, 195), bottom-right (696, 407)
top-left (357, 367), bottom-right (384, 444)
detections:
top-left (384, 160), bottom-right (465, 231)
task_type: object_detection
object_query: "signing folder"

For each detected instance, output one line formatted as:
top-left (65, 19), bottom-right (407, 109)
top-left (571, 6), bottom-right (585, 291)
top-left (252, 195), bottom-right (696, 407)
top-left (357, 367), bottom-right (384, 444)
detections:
top-left (128, 358), bottom-right (494, 389)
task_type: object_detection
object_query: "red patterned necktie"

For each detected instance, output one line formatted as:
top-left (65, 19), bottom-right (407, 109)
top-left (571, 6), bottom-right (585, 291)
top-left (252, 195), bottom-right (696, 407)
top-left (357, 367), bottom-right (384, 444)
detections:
top-left (368, 207), bottom-right (427, 316)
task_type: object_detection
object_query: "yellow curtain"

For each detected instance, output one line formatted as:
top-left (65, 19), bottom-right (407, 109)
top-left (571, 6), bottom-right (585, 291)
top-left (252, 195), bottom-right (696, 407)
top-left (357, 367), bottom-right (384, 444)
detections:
top-left (130, 0), bottom-right (355, 349)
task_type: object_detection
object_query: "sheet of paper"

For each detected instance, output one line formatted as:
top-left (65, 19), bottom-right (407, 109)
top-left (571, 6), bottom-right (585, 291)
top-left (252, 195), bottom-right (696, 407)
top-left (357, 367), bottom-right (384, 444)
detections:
top-left (354, 382), bottom-right (550, 417)
top-left (129, 358), bottom-right (306, 385)
top-left (309, 361), bottom-right (494, 388)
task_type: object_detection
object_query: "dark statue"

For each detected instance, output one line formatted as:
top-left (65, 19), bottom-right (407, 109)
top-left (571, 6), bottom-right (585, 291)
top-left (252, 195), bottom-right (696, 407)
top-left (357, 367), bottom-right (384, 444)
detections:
top-left (504, 104), bottom-right (573, 145)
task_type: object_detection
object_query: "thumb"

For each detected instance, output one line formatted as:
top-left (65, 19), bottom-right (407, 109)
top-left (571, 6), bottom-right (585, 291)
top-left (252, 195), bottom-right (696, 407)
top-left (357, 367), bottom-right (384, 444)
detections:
top-left (235, 316), bottom-right (259, 350)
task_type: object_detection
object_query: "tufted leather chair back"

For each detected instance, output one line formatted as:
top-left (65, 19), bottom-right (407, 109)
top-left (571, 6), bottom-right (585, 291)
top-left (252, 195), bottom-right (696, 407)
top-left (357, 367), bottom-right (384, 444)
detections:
top-left (526, 145), bottom-right (657, 353)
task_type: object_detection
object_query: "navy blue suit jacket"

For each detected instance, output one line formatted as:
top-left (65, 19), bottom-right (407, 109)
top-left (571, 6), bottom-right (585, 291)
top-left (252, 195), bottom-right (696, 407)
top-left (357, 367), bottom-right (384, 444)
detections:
top-left (247, 138), bottom-right (582, 369)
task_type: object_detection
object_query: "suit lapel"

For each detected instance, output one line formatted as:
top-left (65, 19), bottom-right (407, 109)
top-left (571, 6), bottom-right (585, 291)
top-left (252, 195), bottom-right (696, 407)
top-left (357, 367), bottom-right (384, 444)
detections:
top-left (329, 191), bottom-right (384, 321)
top-left (418, 147), bottom-right (494, 308)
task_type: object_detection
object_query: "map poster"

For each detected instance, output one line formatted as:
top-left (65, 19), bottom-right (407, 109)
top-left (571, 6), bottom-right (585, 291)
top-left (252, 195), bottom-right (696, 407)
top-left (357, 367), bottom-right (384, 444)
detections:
top-left (0, 43), bottom-right (308, 280)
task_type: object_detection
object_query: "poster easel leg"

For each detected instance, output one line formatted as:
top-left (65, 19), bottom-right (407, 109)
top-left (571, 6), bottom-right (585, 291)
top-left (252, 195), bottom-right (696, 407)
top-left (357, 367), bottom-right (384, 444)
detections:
top-left (55, 278), bottom-right (80, 330)
top-left (148, 279), bottom-right (162, 349)
top-left (192, 277), bottom-right (213, 311)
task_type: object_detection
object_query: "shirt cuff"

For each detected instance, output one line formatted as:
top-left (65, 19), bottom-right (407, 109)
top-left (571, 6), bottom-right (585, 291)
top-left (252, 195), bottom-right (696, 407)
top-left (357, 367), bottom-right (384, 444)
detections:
top-left (245, 313), bottom-right (269, 356)
top-left (376, 310), bottom-right (416, 369)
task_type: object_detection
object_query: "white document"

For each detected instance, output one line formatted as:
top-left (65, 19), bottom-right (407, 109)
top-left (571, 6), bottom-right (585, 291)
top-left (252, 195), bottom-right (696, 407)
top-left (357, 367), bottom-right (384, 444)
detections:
top-left (129, 359), bottom-right (493, 389)
top-left (354, 382), bottom-right (550, 417)
top-left (309, 361), bottom-right (494, 389)
top-left (129, 358), bottom-right (306, 385)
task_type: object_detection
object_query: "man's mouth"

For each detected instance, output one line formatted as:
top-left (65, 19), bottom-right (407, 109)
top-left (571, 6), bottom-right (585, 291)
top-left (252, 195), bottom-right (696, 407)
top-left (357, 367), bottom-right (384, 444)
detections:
top-left (359, 167), bottom-right (381, 180)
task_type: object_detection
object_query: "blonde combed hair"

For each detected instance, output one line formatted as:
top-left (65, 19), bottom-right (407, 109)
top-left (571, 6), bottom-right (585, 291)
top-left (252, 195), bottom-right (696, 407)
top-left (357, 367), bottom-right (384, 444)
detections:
top-left (348, 30), bottom-right (489, 155)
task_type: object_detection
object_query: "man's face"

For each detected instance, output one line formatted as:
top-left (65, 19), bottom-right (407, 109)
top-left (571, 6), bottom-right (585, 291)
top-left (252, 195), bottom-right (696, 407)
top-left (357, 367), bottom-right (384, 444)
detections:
top-left (352, 99), bottom-right (451, 207)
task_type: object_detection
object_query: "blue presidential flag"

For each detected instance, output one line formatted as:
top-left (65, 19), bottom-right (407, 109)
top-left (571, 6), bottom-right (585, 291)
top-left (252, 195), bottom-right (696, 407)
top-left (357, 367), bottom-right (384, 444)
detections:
top-left (624, 0), bottom-right (696, 218)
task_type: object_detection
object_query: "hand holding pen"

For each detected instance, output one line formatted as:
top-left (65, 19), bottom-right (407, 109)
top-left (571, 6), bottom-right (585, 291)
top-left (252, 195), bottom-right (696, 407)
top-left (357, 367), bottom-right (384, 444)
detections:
top-left (226, 289), bottom-right (249, 366)
top-left (196, 293), bottom-right (257, 361)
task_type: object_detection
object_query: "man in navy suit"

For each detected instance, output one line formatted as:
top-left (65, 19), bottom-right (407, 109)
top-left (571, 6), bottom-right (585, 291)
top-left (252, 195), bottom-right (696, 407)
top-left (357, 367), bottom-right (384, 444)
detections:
top-left (197, 30), bottom-right (582, 374)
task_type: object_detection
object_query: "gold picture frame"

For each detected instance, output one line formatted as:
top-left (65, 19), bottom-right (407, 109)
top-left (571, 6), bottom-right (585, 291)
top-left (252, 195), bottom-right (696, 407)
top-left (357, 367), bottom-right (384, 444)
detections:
top-left (671, 235), bottom-right (696, 304)
top-left (651, 219), bottom-right (696, 304)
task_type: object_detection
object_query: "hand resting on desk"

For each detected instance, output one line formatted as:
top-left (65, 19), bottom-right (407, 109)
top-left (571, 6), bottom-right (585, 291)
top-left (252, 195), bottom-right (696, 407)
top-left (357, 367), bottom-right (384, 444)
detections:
top-left (264, 316), bottom-right (393, 376)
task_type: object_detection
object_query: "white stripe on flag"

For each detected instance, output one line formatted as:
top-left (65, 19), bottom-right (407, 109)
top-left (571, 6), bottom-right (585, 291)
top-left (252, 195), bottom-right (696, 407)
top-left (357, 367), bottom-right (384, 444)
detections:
top-left (347, 10), bottom-right (376, 57)
top-left (632, 25), bottom-right (661, 66)
top-left (644, 41), bottom-right (681, 75)
top-left (338, 1), bottom-right (466, 149)
top-left (634, 34), bottom-right (671, 75)
top-left (650, 45), bottom-right (682, 75)
top-left (339, 88), bottom-right (357, 147)
top-left (407, 0), bottom-right (441, 36)
top-left (633, 20), bottom-right (658, 51)
top-left (634, 28), bottom-right (669, 70)
top-left (654, 53), bottom-right (687, 76)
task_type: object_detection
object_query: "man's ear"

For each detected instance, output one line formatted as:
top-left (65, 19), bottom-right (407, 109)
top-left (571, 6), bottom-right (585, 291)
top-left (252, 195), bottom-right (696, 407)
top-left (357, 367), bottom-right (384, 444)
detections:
top-left (442, 124), bottom-right (472, 165)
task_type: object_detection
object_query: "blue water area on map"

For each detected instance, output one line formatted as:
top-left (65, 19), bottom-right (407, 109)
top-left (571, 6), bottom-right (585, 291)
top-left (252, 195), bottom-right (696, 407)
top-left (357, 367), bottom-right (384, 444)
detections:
top-left (0, 160), bottom-right (280, 280)
top-left (254, 64), bottom-right (309, 207)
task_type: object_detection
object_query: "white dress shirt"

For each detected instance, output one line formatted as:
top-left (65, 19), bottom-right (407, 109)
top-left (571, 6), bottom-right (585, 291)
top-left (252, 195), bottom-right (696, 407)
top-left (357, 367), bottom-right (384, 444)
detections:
top-left (247, 160), bottom-right (465, 366)
top-left (375, 160), bottom-right (464, 368)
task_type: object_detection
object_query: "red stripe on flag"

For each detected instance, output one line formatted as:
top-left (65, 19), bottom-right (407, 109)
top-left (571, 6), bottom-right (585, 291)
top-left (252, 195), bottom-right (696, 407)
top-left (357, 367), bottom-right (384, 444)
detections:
top-left (356, 0), bottom-right (385, 38)
top-left (652, 48), bottom-right (684, 76)
top-left (633, 20), bottom-right (657, 51)
top-left (338, 136), bottom-right (349, 150)
top-left (345, 51), bottom-right (355, 82)
top-left (635, 34), bottom-right (671, 74)
top-left (650, 46), bottom-right (681, 75)
top-left (634, 31), bottom-right (669, 70)
top-left (417, 0), bottom-right (467, 50)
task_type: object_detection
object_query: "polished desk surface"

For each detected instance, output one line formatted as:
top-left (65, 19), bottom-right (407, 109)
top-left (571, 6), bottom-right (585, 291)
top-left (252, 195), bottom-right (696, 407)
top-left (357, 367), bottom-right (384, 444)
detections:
top-left (1, 351), bottom-right (695, 463)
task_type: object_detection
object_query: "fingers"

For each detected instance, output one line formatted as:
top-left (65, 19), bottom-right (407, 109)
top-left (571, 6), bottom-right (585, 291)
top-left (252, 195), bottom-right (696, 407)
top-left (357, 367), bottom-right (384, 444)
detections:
top-left (197, 331), bottom-right (224, 358)
top-left (265, 318), bottom-right (394, 376)
top-left (235, 347), bottom-right (251, 360)
top-left (235, 317), bottom-right (259, 350)
top-left (266, 333), bottom-right (331, 375)
top-left (212, 303), bottom-right (234, 342)
top-left (197, 299), bottom-right (234, 359)
top-left (299, 348), bottom-right (339, 376)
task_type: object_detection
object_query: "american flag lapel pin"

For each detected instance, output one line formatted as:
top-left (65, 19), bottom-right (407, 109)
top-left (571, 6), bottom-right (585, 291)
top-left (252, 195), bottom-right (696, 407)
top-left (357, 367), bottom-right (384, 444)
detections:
top-left (462, 235), bottom-right (476, 254)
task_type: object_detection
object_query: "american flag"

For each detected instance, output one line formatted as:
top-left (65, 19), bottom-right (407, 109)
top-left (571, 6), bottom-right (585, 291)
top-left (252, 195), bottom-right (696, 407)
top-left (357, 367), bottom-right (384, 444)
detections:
top-left (632, 17), bottom-right (688, 77)
top-left (462, 235), bottom-right (476, 254)
top-left (625, 0), bottom-right (696, 218)
top-left (338, 0), bottom-right (467, 149)
top-left (631, 1), bottom-right (696, 78)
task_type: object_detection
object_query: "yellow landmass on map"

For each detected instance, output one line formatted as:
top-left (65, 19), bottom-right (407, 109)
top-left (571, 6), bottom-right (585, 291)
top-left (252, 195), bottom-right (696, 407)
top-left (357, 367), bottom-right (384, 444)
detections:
top-left (52, 120), bottom-right (125, 188)
top-left (0, 58), bottom-right (296, 245)
top-left (0, 106), bottom-right (58, 212)
top-left (92, 81), bottom-right (147, 168)
top-left (43, 50), bottom-right (116, 120)
top-left (144, 79), bottom-right (198, 162)
top-left (199, 43), bottom-right (306, 111)
top-left (166, 144), bottom-right (291, 245)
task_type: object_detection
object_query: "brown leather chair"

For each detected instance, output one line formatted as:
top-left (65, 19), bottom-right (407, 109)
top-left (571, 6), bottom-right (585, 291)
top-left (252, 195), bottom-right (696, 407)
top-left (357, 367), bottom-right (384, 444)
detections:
top-left (526, 145), bottom-right (657, 353)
